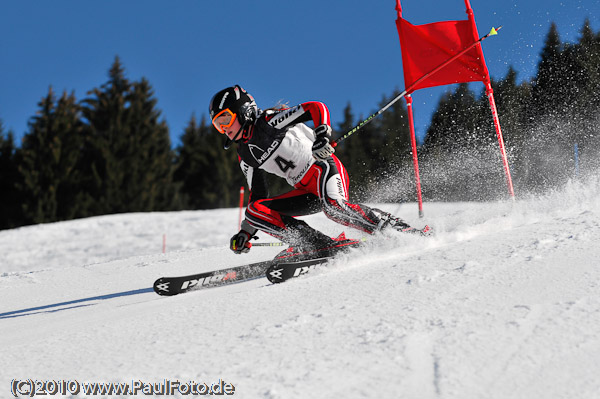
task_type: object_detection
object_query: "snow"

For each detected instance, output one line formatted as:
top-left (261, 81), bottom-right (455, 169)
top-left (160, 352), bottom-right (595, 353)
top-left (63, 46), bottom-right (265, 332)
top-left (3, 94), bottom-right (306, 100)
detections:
top-left (1, 176), bottom-right (600, 398)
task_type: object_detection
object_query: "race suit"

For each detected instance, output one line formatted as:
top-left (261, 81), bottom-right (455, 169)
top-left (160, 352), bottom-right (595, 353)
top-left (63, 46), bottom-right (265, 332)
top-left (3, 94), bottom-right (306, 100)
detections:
top-left (236, 101), bottom-right (384, 244)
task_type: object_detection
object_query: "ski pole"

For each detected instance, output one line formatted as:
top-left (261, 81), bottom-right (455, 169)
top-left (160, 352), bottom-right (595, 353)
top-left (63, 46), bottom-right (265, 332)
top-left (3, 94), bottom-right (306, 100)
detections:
top-left (252, 242), bottom-right (286, 247)
top-left (332, 26), bottom-right (501, 147)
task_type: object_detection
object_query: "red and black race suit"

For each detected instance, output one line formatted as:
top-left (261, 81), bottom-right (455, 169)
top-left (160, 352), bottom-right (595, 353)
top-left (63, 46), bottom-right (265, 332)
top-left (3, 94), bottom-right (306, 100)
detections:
top-left (236, 102), bottom-right (382, 242)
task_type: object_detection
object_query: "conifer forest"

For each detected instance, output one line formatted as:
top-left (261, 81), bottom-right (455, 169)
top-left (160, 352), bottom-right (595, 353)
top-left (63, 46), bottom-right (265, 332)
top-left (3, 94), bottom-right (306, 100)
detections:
top-left (1, 21), bottom-right (599, 230)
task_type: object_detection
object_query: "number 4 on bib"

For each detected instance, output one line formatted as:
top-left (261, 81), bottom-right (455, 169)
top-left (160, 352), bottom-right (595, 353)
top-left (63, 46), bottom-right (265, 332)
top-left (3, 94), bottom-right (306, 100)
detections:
top-left (274, 156), bottom-right (296, 173)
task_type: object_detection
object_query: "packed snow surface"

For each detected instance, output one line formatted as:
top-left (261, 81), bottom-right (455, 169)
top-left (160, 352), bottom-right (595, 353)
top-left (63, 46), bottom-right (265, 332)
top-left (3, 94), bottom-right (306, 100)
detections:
top-left (1, 177), bottom-right (600, 398)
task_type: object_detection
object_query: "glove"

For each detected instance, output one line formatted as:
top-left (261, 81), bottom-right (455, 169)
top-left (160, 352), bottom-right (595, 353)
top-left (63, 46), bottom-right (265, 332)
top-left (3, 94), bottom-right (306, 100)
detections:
top-left (312, 124), bottom-right (335, 160)
top-left (230, 229), bottom-right (253, 254)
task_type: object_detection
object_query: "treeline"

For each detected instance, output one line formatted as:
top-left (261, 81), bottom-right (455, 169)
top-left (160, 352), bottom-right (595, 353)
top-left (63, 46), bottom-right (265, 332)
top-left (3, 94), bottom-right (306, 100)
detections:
top-left (1, 60), bottom-right (178, 229)
top-left (1, 21), bottom-right (599, 230)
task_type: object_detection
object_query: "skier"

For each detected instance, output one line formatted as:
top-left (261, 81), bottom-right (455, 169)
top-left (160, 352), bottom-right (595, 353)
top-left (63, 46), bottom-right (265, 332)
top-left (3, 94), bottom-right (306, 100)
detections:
top-left (209, 85), bottom-right (429, 255)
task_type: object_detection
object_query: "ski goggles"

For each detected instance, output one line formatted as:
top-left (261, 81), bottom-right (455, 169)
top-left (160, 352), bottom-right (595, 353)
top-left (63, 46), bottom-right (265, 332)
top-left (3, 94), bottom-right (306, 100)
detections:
top-left (211, 108), bottom-right (237, 134)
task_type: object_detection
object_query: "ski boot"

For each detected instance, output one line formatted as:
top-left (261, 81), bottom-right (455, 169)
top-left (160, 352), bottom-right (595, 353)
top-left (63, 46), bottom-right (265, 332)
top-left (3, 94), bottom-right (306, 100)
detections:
top-left (274, 218), bottom-right (362, 262)
top-left (373, 209), bottom-right (433, 236)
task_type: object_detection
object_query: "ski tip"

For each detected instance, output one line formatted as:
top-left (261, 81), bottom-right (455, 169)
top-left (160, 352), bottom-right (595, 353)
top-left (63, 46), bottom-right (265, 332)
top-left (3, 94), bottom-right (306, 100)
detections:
top-left (153, 278), bottom-right (178, 296)
top-left (267, 266), bottom-right (285, 284)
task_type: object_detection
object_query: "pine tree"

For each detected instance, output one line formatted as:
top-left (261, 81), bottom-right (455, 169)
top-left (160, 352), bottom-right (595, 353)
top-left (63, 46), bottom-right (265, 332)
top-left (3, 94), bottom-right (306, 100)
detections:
top-left (377, 89), bottom-right (411, 169)
top-left (340, 109), bottom-right (378, 201)
top-left (0, 121), bottom-right (23, 229)
top-left (374, 90), bottom-right (415, 201)
top-left (18, 88), bottom-right (85, 224)
top-left (531, 23), bottom-right (563, 120)
top-left (423, 83), bottom-right (479, 154)
top-left (485, 67), bottom-right (533, 193)
top-left (331, 102), bottom-right (355, 162)
top-left (524, 22), bottom-right (592, 191)
top-left (575, 19), bottom-right (597, 112)
top-left (81, 57), bottom-right (132, 215)
top-left (81, 57), bottom-right (176, 214)
top-left (125, 78), bottom-right (177, 211)
top-left (173, 115), bottom-right (206, 209)
top-left (174, 115), bottom-right (246, 209)
top-left (421, 83), bottom-right (496, 200)
top-left (575, 19), bottom-right (600, 171)
top-left (222, 137), bottom-right (253, 208)
top-left (491, 67), bottom-right (531, 147)
top-left (333, 102), bottom-right (369, 199)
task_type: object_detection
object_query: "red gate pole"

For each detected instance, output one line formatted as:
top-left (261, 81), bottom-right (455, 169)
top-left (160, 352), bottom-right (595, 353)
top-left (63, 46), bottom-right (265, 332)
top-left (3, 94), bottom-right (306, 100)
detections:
top-left (486, 83), bottom-right (515, 198)
top-left (405, 95), bottom-right (424, 217)
top-left (464, 0), bottom-right (515, 198)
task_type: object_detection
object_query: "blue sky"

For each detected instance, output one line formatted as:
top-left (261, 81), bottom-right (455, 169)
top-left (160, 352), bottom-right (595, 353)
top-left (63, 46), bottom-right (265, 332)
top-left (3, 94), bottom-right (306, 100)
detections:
top-left (1, 0), bottom-right (598, 147)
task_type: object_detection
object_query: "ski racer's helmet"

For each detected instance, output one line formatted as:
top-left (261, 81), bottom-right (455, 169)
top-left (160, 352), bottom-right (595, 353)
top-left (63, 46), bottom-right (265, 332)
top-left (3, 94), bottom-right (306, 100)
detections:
top-left (209, 85), bottom-right (258, 135)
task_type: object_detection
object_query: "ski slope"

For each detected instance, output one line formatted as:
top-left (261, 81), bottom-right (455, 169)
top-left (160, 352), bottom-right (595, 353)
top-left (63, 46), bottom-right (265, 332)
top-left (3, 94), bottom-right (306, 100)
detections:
top-left (1, 176), bottom-right (600, 399)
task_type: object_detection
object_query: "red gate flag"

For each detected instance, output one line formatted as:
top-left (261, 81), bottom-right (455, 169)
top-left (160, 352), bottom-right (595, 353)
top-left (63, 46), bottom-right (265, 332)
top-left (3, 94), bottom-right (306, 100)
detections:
top-left (395, 0), bottom-right (515, 216)
top-left (396, 3), bottom-right (489, 92)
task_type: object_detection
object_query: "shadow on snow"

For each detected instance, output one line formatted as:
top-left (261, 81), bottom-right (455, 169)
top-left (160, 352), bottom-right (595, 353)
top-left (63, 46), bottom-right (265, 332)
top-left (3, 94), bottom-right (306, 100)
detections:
top-left (0, 287), bottom-right (154, 319)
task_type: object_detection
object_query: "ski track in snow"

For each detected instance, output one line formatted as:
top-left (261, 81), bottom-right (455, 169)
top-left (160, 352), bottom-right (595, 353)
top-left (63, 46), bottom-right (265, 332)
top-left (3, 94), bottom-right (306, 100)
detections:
top-left (1, 177), bottom-right (600, 398)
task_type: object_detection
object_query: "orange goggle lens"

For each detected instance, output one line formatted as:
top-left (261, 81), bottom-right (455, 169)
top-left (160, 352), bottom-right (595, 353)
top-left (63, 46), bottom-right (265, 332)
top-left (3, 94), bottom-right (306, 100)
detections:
top-left (212, 109), bottom-right (236, 134)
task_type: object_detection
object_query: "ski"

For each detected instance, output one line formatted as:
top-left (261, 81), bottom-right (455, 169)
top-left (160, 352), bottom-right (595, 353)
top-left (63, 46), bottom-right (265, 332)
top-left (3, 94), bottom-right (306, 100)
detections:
top-left (266, 257), bottom-right (332, 284)
top-left (153, 233), bottom-right (367, 295)
top-left (153, 259), bottom-right (274, 296)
